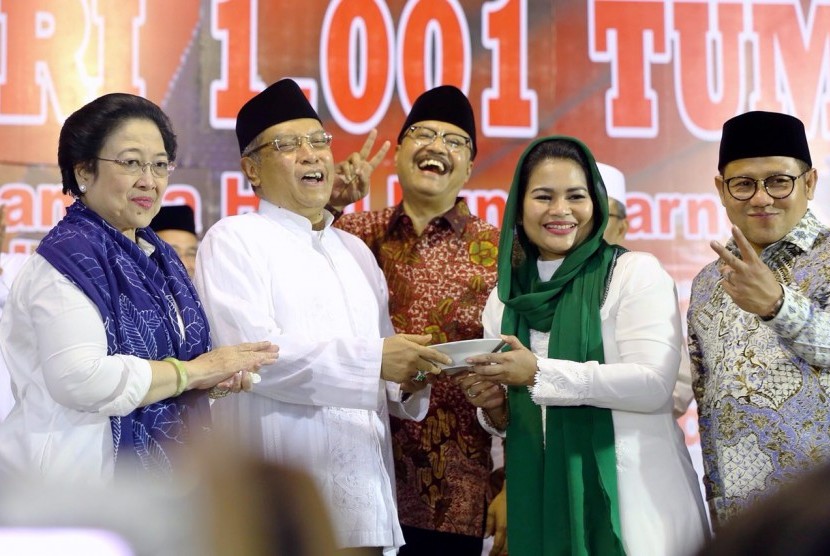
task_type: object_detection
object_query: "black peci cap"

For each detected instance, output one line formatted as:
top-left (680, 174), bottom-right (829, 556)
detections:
top-left (718, 111), bottom-right (811, 171)
top-left (235, 79), bottom-right (321, 155)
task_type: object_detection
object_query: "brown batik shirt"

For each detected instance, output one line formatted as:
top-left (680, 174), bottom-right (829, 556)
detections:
top-left (335, 199), bottom-right (499, 537)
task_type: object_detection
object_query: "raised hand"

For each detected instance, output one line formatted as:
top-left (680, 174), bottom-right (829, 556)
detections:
top-left (710, 225), bottom-right (783, 317)
top-left (330, 129), bottom-right (391, 211)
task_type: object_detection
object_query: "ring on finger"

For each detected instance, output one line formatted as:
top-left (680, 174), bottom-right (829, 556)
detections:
top-left (466, 387), bottom-right (475, 398)
top-left (209, 386), bottom-right (231, 399)
top-left (413, 369), bottom-right (427, 382)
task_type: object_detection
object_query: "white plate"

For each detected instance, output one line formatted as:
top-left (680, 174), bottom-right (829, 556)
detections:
top-left (431, 339), bottom-right (505, 374)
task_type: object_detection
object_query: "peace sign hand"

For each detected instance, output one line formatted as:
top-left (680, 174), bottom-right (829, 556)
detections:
top-left (330, 129), bottom-right (391, 212)
top-left (710, 225), bottom-right (783, 317)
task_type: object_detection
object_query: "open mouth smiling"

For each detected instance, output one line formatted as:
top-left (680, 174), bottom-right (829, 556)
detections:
top-left (416, 156), bottom-right (450, 175)
top-left (301, 170), bottom-right (324, 184)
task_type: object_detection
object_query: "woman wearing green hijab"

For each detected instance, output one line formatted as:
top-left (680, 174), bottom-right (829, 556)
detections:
top-left (459, 137), bottom-right (709, 555)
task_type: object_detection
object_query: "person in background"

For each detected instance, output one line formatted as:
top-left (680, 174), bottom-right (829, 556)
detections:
top-left (150, 204), bottom-right (199, 278)
top-left (331, 85), bottom-right (500, 556)
top-left (0, 93), bottom-right (277, 482)
top-left (459, 135), bottom-right (709, 555)
top-left (688, 111), bottom-right (830, 527)
top-left (0, 205), bottom-right (29, 422)
top-left (194, 78), bottom-right (452, 556)
top-left (597, 162), bottom-right (629, 246)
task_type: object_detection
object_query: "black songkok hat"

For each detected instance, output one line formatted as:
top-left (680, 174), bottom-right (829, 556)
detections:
top-left (397, 85), bottom-right (478, 159)
top-left (150, 205), bottom-right (196, 235)
top-left (235, 79), bottom-right (322, 155)
top-left (718, 111), bottom-right (811, 171)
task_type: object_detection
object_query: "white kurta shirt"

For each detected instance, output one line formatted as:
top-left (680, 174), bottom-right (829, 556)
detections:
top-left (481, 252), bottom-right (710, 556)
top-left (194, 201), bottom-right (429, 552)
top-left (0, 253), bottom-right (152, 482)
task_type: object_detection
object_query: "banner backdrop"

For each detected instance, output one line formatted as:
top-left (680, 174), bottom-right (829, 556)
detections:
top-left (2, 0), bottom-right (829, 459)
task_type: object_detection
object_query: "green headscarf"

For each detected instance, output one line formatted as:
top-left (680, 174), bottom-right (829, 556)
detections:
top-left (499, 136), bottom-right (625, 555)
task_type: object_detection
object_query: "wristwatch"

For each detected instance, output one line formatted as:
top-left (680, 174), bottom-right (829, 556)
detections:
top-left (760, 290), bottom-right (785, 321)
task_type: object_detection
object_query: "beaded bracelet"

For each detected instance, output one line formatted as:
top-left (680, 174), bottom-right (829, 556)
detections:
top-left (163, 357), bottom-right (188, 397)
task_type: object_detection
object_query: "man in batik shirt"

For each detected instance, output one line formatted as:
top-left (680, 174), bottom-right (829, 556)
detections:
top-left (332, 85), bottom-right (499, 555)
top-left (688, 110), bottom-right (830, 527)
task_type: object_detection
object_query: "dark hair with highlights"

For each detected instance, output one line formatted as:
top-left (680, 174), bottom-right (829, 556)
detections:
top-left (57, 93), bottom-right (177, 197)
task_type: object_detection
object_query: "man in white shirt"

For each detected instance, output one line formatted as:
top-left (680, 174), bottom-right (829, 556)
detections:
top-left (194, 78), bottom-right (451, 556)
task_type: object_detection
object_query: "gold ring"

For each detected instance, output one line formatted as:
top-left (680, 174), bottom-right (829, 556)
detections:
top-left (467, 388), bottom-right (475, 398)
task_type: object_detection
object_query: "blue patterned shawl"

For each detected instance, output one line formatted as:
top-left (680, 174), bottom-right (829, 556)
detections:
top-left (37, 200), bottom-right (211, 477)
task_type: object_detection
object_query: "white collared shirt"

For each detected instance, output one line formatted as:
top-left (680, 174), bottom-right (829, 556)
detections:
top-left (195, 200), bottom-right (429, 552)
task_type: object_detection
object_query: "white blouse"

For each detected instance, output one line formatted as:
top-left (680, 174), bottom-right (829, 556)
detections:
top-left (0, 253), bottom-right (152, 483)
top-left (195, 201), bottom-right (429, 553)
top-left (481, 251), bottom-right (710, 556)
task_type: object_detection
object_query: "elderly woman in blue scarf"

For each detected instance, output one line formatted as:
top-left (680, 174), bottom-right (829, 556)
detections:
top-left (458, 136), bottom-right (709, 555)
top-left (0, 93), bottom-right (277, 481)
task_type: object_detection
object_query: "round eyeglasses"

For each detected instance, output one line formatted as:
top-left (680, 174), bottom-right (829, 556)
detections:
top-left (405, 125), bottom-right (471, 152)
top-left (723, 171), bottom-right (808, 201)
top-left (97, 157), bottom-right (175, 178)
top-left (245, 131), bottom-right (333, 156)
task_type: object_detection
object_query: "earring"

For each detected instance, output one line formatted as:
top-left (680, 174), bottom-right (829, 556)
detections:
top-left (78, 183), bottom-right (87, 193)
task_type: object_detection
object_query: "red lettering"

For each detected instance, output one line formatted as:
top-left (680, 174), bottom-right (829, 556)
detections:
top-left (94, 1), bottom-right (142, 96)
top-left (684, 196), bottom-right (723, 239)
top-left (625, 194), bottom-right (653, 236)
top-left (221, 172), bottom-right (259, 217)
top-left (321, 0), bottom-right (395, 133)
top-left (209, 0), bottom-right (264, 128)
top-left (590, 0), bottom-right (669, 137)
top-left (37, 184), bottom-right (71, 230)
top-left (751, 3), bottom-right (830, 129)
top-left (658, 195), bottom-right (683, 236)
top-left (396, 0), bottom-right (471, 109)
top-left (673, 2), bottom-right (746, 139)
top-left (481, 0), bottom-right (537, 137)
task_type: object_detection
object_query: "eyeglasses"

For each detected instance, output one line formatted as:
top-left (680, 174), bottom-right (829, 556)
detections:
top-left (608, 213), bottom-right (626, 219)
top-left (405, 125), bottom-right (471, 152)
top-left (245, 131), bottom-right (333, 156)
top-left (97, 157), bottom-right (175, 178)
top-left (723, 171), bottom-right (808, 201)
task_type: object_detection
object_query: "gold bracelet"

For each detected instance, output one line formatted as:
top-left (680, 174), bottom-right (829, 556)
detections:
top-left (163, 357), bottom-right (188, 397)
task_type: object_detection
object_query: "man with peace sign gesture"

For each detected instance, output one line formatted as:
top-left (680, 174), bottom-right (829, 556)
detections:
top-left (688, 110), bottom-right (830, 528)
top-left (332, 86), bottom-right (501, 555)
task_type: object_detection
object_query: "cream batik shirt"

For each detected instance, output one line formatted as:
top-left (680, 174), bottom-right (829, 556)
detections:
top-left (195, 201), bottom-right (429, 553)
top-left (689, 210), bottom-right (830, 526)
